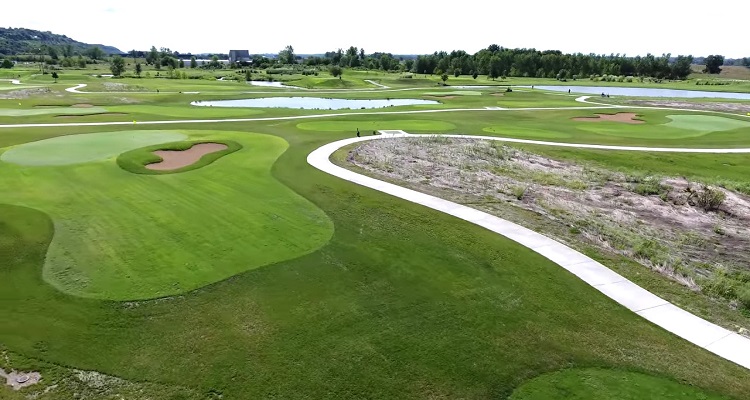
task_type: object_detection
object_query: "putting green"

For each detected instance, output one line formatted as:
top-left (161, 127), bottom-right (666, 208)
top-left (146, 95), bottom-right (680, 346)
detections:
top-left (664, 115), bottom-right (750, 132)
top-left (509, 368), bottom-right (728, 399)
top-left (1, 130), bottom-right (187, 166)
top-left (0, 130), bottom-right (334, 300)
top-left (0, 106), bottom-right (109, 117)
top-left (483, 126), bottom-right (573, 139)
top-left (422, 91), bottom-right (482, 96)
top-left (297, 120), bottom-right (456, 132)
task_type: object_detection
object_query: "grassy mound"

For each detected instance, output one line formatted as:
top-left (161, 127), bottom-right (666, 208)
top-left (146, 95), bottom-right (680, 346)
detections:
top-left (509, 368), bottom-right (730, 400)
top-left (117, 140), bottom-right (242, 175)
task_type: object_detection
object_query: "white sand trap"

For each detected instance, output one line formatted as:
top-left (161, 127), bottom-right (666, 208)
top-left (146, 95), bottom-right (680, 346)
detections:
top-left (146, 143), bottom-right (228, 171)
top-left (1, 368), bottom-right (41, 390)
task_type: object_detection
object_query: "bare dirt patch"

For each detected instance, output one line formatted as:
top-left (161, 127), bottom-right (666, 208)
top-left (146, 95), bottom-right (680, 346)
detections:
top-left (0, 88), bottom-right (51, 99)
top-left (348, 136), bottom-right (750, 302)
top-left (1, 368), bottom-right (41, 390)
top-left (572, 112), bottom-right (644, 124)
top-left (626, 100), bottom-right (750, 114)
top-left (146, 143), bottom-right (228, 171)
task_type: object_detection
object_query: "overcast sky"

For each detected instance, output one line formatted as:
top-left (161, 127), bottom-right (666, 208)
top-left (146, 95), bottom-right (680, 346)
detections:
top-left (2, 0), bottom-right (747, 58)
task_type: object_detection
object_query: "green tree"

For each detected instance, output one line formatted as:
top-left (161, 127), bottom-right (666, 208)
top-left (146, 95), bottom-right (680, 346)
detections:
top-left (130, 49), bottom-right (138, 64)
top-left (178, 59), bottom-right (185, 68)
top-left (190, 56), bottom-right (197, 68)
top-left (209, 55), bottom-right (221, 69)
top-left (472, 71), bottom-right (478, 79)
top-left (329, 65), bottom-right (343, 79)
top-left (441, 73), bottom-right (449, 84)
top-left (110, 55), bottom-right (126, 76)
top-left (0, 59), bottom-right (13, 69)
top-left (488, 55), bottom-right (502, 80)
top-left (146, 46), bottom-right (159, 65)
top-left (62, 44), bottom-right (74, 58)
top-left (51, 71), bottom-right (59, 83)
top-left (135, 63), bottom-right (142, 77)
top-left (47, 46), bottom-right (59, 60)
top-left (670, 55), bottom-right (693, 79)
top-left (453, 68), bottom-right (460, 78)
top-left (279, 45), bottom-right (295, 64)
top-left (704, 55), bottom-right (724, 74)
top-left (77, 55), bottom-right (86, 68)
top-left (86, 46), bottom-right (104, 61)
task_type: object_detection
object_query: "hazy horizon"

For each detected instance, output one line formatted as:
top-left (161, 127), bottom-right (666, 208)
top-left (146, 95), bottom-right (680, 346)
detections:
top-left (2, 0), bottom-right (747, 58)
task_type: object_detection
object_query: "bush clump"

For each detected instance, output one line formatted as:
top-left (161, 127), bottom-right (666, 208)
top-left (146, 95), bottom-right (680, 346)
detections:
top-left (688, 185), bottom-right (726, 211)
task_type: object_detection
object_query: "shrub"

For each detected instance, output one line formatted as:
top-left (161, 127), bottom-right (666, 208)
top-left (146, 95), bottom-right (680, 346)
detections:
top-left (632, 176), bottom-right (668, 196)
top-left (701, 272), bottom-right (737, 300)
top-left (689, 185), bottom-right (726, 211)
top-left (738, 284), bottom-right (750, 310)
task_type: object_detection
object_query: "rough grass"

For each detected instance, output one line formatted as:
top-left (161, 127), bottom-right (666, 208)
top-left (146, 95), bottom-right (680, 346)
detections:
top-left (345, 136), bottom-right (750, 333)
top-left (117, 139), bottom-right (242, 175)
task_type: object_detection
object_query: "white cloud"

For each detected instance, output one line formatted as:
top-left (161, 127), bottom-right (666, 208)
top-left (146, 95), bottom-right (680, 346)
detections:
top-left (1, 0), bottom-right (747, 57)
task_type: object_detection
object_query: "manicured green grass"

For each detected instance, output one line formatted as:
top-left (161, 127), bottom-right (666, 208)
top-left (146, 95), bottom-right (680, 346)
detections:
top-left (117, 139), bottom-right (242, 175)
top-left (1, 130), bottom-right (186, 166)
top-left (665, 114), bottom-right (750, 132)
top-left (0, 106), bottom-right (109, 117)
top-left (2, 68), bottom-right (750, 398)
top-left (509, 368), bottom-right (730, 400)
top-left (0, 130), bottom-right (333, 300)
top-left (297, 119), bottom-right (456, 132)
top-left (423, 91), bottom-right (483, 96)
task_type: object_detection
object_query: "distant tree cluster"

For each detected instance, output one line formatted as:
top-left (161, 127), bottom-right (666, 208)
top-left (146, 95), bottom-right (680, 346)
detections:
top-left (411, 47), bottom-right (695, 80)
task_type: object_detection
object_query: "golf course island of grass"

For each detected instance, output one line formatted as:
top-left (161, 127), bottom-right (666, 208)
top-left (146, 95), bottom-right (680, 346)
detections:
top-left (2, 28), bottom-right (750, 399)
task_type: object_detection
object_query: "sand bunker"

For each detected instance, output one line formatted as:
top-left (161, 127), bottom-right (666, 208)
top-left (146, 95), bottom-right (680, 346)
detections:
top-left (1, 368), bottom-right (41, 390)
top-left (146, 143), bottom-right (228, 171)
top-left (572, 112), bottom-right (644, 124)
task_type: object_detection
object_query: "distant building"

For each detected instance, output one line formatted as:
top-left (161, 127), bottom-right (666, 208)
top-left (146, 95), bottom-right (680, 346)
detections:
top-left (229, 50), bottom-right (251, 64)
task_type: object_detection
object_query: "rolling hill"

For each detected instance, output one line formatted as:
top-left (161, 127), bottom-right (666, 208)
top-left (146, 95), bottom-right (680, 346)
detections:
top-left (0, 27), bottom-right (121, 56)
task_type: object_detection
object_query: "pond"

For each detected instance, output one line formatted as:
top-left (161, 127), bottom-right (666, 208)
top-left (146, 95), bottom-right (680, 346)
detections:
top-left (248, 81), bottom-right (299, 88)
top-left (530, 85), bottom-right (750, 100)
top-left (191, 97), bottom-right (440, 110)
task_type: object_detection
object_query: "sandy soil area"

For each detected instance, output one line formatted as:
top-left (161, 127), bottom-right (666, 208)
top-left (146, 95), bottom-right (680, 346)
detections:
top-left (146, 143), bottom-right (228, 171)
top-left (348, 137), bottom-right (750, 291)
top-left (572, 112), bottom-right (644, 124)
top-left (625, 100), bottom-right (750, 114)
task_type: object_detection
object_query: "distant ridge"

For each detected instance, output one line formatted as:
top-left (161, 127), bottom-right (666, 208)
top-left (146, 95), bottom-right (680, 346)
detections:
top-left (0, 27), bottom-right (122, 56)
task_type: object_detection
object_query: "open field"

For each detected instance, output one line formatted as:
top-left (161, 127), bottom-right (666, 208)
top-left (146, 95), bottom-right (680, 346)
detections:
top-left (1, 66), bottom-right (750, 398)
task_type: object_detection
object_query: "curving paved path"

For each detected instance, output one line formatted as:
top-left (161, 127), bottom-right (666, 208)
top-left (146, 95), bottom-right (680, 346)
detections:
top-left (307, 131), bottom-right (750, 370)
top-left (364, 79), bottom-right (391, 89)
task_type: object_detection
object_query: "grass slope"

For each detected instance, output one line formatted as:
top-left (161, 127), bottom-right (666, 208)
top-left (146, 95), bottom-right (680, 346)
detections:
top-left (0, 130), bottom-right (333, 300)
top-left (1, 130), bottom-right (186, 166)
top-left (1, 69), bottom-right (750, 398)
top-left (509, 368), bottom-right (731, 400)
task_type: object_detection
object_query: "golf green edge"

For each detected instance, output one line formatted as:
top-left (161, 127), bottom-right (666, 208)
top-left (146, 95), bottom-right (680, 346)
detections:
top-left (117, 139), bottom-right (242, 175)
